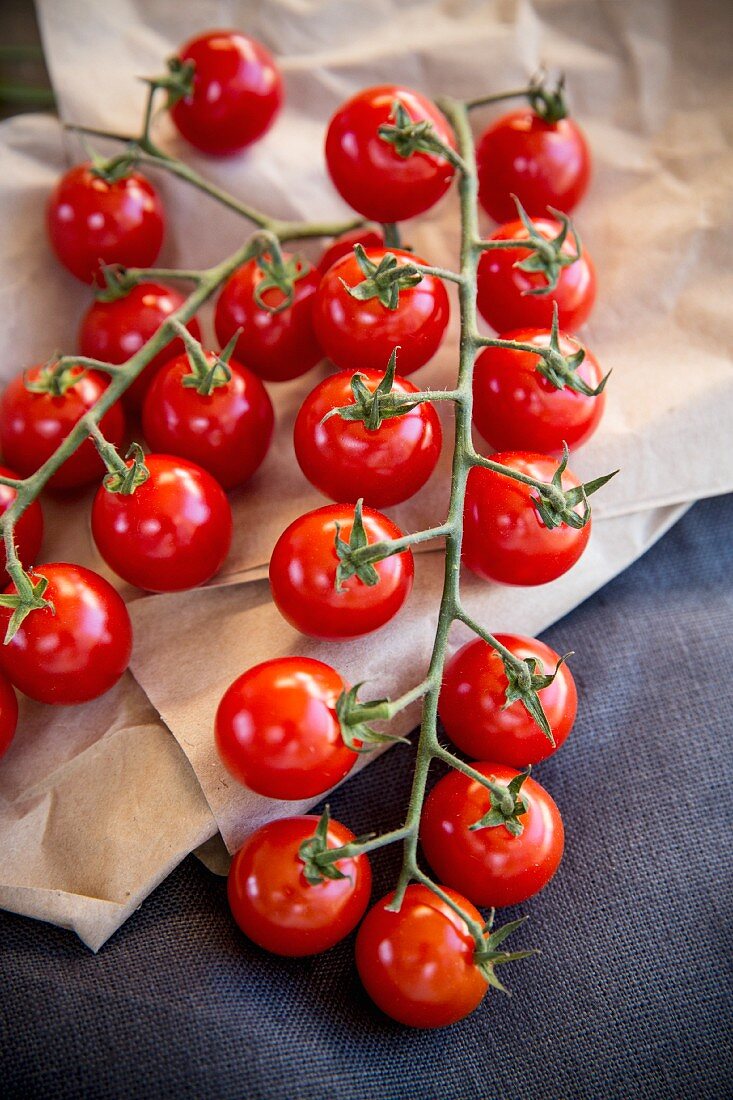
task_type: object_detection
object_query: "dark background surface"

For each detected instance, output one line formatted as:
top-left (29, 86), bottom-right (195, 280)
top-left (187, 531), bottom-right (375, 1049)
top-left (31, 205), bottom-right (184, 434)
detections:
top-left (1, 493), bottom-right (732, 1099)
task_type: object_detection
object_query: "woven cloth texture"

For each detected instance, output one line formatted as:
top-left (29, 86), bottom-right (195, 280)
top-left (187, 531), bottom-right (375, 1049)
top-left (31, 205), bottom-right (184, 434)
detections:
top-left (1, 494), bottom-right (732, 1100)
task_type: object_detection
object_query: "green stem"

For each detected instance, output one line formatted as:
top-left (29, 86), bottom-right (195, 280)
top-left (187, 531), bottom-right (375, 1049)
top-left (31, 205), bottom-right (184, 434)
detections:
top-left (382, 222), bottom-right (401, 248)
top-left (316, 825), bottom-right (412, 866)
top-left (465, 85), bottom-right (537, 111)
top-left (413, 263), bottom-right (465, 285)
top-left (349, 522), bottom-right (452, 565)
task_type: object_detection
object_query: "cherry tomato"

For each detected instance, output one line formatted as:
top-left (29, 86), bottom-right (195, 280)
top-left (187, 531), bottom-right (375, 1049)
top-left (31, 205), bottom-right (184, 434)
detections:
top-left (355, 884), bottom-right (487, 1028)
top-left (477, 109), bottom-right (590, 224)
top-left (215, 657), bottom-right (357, 799)
top-left (0, 563), bottom-right (132, 705)
top-left (214, 256), bottom-right (322, 382)
top-left (91, 454), bottom-right (233, 592)
top-left (313, 248), bottom-right (449, 376)
top-left (325, 85), bottom-right (456, 222)
top-left (47, 163), bottom-right (164, 284)
top-left (477, 217), bottom-right (596, 333)
top-left (0, 673), bottom-right (18, 760)
top-left (269, 504), bottom-right (413, 639)
top-left (0, 366), bottom-right (125, 491)
top-left (294, 368), bottom-right (442, 507)
top-left (0, 467), bottom-right (43, 582)
top-left (463, 451), bottom-right (590, 586)
top-left (142, 352), bottom-right (274, 489)
top-left (228, 814), bottom-right (371, 954)
top-left (78, 283), bottom-right (202, 409)
top-left (472, 328), bottom-right (605, 454)
top-left (170, 30), bottom-right (283, 156)
top-left (421, 763), bottom-right (564, 908)
top-left (317, 228), bottom-right (384, 275)
top-left (440, 634), bottom-right (577, 766)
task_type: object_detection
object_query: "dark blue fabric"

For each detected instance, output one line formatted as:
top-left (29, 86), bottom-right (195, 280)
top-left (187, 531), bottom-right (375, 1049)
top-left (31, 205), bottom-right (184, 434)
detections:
top-left (1, 496), bottom-right (732, 1099)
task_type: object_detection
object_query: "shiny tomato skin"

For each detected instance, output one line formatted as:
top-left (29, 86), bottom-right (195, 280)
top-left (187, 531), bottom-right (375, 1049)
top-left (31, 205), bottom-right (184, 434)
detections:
top-left (214, 256), bottom-right (322, 382)
top-left (215, 657), bottom-right (357, 799)
top-left (325, 85), bottom-right (456, 222)
top-left (0, 367), bottom-right (126, 491)
top-left (46, 163), bottom-right (164, 284)
top-left (472, 328), bottom-right (605, 454)
top-left (78, 283), bottom-right (203, 409)
top-left (477, 217), bottom-right (596, 333)
top-left (0, 673), bottom-right (18, 760)
top-left (463, 451), bottom-right (590, 586)
top-left (477, 109), bottom-right (591, 224)
top-left (91, 454), bottom-right (233, 592)
top-left (294, 368), bottom-right (442, 507)
top-left (269, 504), bottom-right (414, 640)
top-left (228, 814), bottom-right (371, 954)
top-left (355, 884), bottom-right (487, 1028)
top-left (142, 353), bottom-right (274, 489)
top-left (0, 466), bottom-right (44, 582)
top-left (313, 248), bottom-right (449, 376)
top-left (440, 634), bottom-right (577, 766)
top-left (170, 30), bottom-right (283, 156)
top-left (421, 763), bottom-right (565, 908)
top-left (0, 563), bottom-right (132, 705)
top-left (318, 228), bottom-right (385, 275)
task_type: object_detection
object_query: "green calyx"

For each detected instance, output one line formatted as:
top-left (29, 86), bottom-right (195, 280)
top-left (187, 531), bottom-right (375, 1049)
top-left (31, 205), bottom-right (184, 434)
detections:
top-left (0, 570), bottom-right (53, 644)
top-left (528, 71), bottom-right (568, 124)
top-left (150, 55), bottom-right (196, 109)
top-left (502, 650), bottom-right (573, 745)
top-left (334, 498), bottom-right (380, 590)
top-left (95, 264), bottom-right (138, 303)
top-left (341, 244), bottom-right (422, 311)
top-left (323, 349), bottom-right (417, 431)
top-left (88, 145), bottom-right (140, 185)
top-left (536, 304), bottom-right (610, 397)
top-left (254, 251), bottom-right (308, 315)
top-left (298, 807), bottom-right (351, 887)
top-left (532, 443), bottom-right (619, 531)
top-left (469, 769), bottom-right (530, 837)
top-left (474, 914), bottom-right (538, 993)
top-left (181, 331), bottom-right (237, 395)
top-left (24, 358), bottom-right (82, 398)
top-left (378, 97), bottom-right (452, 163)
top-left (512, 198), bottom-right (581, 295)
top-left (103, 442), bottom-right (150, 495)
top-left (336, 682), bottom-right (410, 753)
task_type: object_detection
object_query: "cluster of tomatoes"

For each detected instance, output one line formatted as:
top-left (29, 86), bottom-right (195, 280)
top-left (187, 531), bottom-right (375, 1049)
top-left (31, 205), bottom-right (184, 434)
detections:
top-left (0, 30), bottom-right (604, 1028)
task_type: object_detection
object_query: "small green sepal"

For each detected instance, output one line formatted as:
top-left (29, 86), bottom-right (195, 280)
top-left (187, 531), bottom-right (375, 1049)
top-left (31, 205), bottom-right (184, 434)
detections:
top-left (103, 443), bottom-right (150, 495)
top-left (502, 648), bottom-right (574, 744)
top-left (341, 245), bottom-right (422, 311)
top-left (181, 331), bottom-right (239, 395)
top-left (298, 807), bottom-right (350, 887)
top-left (377, 98), bottom-right (454, 164)
top-left (532, 442), bottom-right (619, 531)
top-left (535, 304), bottom-right (611, 397)
top-left (469, 769), bottom-right (531, 837)
top-left (512, 197), bottom-right (582, 295)
top-left (336, 683), bottom-right (409, 753)
top-left (528, 71), bottom-right (568, 124)
top-left (322, 349), bottom-right (418, 431)
top-left (254, 252), bottom-right (308, 315)
top-left (94, 264), bottom-right (138, 303)
top-left (148, 55), bottom-right (196, 109)
top-left (88, 145), bottom-right (140, 184)
top-left (334, 499), bottom-right (380, 590)
top-left (24, 357), bottom-right (83, 398)
top-left (0, 570), bottom-right (54, 644)
top-left (474, 913), bottom-right (538, 993)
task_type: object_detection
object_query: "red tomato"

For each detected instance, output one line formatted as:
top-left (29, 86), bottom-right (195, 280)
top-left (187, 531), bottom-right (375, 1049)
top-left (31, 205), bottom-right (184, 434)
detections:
top-left (313, 248), bottom-right (449, 376)
top-left (142, 353), bottom-right (274, 489)
top-left (472, 329), bottom-right (605, 454)
top-left (228, 814), bottom-right (371, 954)
top-left (317, 228), bottom-right (384, 275)
top-left (0, 366), bottom-right (125, 491)
top-left (463, 451), bottom-right (590, 586)
top-left (46, 163), bottom-right (164, 284)
top-left (91, 454), bottom-right (233, 592)
top-left (170, 30), bottom-right (283, 156)
top-left (440, 634), bottom-right (577, 766)
top-left (215, 658), bottom-right (357, 799)
top-left (78, 283), bottom-right (203, 408)
top-left (269, 504), bottom-right (414, 639)
top-left (355, 884), bottom-right (487, 1028)
top-left (0, 466), bottom-right (44, 581)
top-left (477, 217), bottom-right (596, 333)
top-left (0, 673), bottom-right (18, 760)
top-left (0, 563), bottom-right (132, 705)
top-left (477, 109), bottom-right (591, 224)
top-left (325, 85), bottom-right (456, 222)
top-left (421, 763), bottom-right (564, 908)
top-left (214, 256), bottom-right (322, 382)
top-left (293, 368), bottom-right (442, 507)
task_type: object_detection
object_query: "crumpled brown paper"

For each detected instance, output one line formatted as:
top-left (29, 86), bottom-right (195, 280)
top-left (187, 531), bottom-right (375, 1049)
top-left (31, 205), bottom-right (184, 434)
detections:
top-left (0, 0), bottom-right (730, 949)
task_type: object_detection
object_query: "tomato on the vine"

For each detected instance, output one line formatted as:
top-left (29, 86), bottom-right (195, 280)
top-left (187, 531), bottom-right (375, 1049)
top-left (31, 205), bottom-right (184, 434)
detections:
top-left (325, 85), bottom-right (456, 222)
top-left (0, 467), bottom-right (43, 582)
top-left (440, 634), bottom-right (577, 766)
top-left (294, 368), bottom-right (442, 507)
top-left (214, 255), bottom-right (322, 382)
top-left (318, 228), bottom-right (384, 275)
top-left (0, 563), bottom-right (132, 705)
top-left (47, 163), bottom-right (164, 284)
top-left (463, 451), bottom-right (590, 586)
top-left (313, 248), bottom-right (449, 376)
top-left (477, 217), bottom-right (596, 332)
top-left (421, 763), bottom-right (564, 908)
top-left (355, 884), bottom-right (487, 1028)
top-left (269, 504), bottom-right (414, 639)
top-left (472, 329), bottom-right (605, 454)
top-left (477, 109), bottom-right (591, 224)
top-left (0, 366), bottom-right (125, 491)
top-left (170, 30), bottom-right (283, 156)
top-left (0, 673), bottom-right (18, 760)
top-left (228, 814), bottom-right (371, 954)
top-left (91, 454), bottom-right (233, 592)
top-left (78, 283), bottom-right (202, 408)
top-left (215, 657), bottom-right (357, 799)
top-left (142, 352), bottom-right (274, 489)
